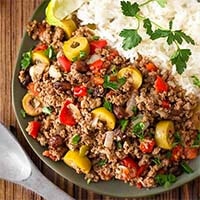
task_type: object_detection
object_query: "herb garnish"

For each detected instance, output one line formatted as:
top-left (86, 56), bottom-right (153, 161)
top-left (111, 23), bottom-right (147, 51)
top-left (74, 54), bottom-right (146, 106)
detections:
top-left (132, 122), bottom-right (145, 139)
top-left (181, 161), bottom-right (193, 174)
top-left (116, 141), bottom-right (123, 149)
top-left (152, 157), bottom-right (161, 165)
top-left (79, 50), bottom-right (87, 59)
top-left (192, 132), bottom-right (200, 148)
top-left (191, 75), bottom-right (200, 88)
top-left (103, 100), bottom-right (113, 112)
top-left (42, 106), bottom-right (52, 115)
top-left (155, 173), bottom-right (177, 188)
top-left (97, 159), bottom-right (107, 166)
top-left (120, 0), bottom-right (195, 74)
top-left (119, 119), bottom-right (129, 132)
top-left (44, 46), bottom-right (55, 59)
top-left (21, 51), bottom-right (31, 70)
top-left (103, 75), bottom-right (126, 90)
top-left (20, 109), bottom-right (26, 118)
top-left (173, 132), bottom-right (182, 146)
top-left (71, 134), bottom-right (81, 145)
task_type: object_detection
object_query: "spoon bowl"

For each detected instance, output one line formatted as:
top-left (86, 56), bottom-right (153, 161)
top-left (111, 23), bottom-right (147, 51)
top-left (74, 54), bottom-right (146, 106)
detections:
top-left (0, 123), bottom-right (74, 200)
top-left (0, 124), bottom-right (31, 182)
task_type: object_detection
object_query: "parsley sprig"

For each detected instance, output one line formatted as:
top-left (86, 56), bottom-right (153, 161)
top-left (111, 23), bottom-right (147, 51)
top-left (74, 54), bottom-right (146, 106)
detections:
top-left (120, 0), bottom-right (195, 74)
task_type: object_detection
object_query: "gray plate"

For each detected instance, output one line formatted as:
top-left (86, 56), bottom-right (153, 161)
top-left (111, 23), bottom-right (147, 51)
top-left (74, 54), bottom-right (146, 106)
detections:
top-left (12, 0), bottom-right (200, 197)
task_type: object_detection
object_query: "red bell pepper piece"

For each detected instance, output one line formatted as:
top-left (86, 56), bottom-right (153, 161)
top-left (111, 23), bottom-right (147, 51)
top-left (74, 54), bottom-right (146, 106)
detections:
top-left (162, 100), bottom-right (170, 108)
top-left (171, 145), bottom-right (183, 161)
top-left (33, 43), bottom-right (48, 51)
top-left (89, 59), bottom-right (104, 74)
top-left (122, 157), bottom-right (138, 169)
top-left (136, 164), bottom-right (148, 177)
top-left (155, 76), bottom-right (169, 93)
top-left (27, 82), bottom-right (39, 96)
top-left (90, 39), bottom-right (107, 54)
top-left (73, 85), bottom-right (87, 97)
top-left (59, 100), bottom-right (76, 126)
top-left (184, 147), bottom-right (198, 160)
top-left (26, 121), bottom-right (41, 139)
top-left (139, 139), bottom-right (155, 153)
top-left (107, 49), bottom-right (119, 61)
top-left (145, 62), bottom-right (158, 72)
top-left (57, 55), bottom-right (72, 72)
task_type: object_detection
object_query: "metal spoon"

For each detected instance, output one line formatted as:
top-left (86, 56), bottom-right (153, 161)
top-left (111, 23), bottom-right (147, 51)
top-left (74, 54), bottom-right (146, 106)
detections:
top-left (0, 123), bottom-right (74, 200)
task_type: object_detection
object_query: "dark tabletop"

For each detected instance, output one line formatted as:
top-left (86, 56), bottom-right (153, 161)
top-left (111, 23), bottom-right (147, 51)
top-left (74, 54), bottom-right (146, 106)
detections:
top-left (0, 0), bottom-right (200, 199)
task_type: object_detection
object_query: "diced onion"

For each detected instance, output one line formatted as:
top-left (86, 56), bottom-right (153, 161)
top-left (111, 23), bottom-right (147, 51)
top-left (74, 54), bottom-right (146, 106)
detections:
top-left (68, 103), bottom-right (81, 120)
top-left (126, 92), bottom-right (136, 116)
top-left (104, 131), bottom-right (114, 148)
top-left (91, 116), bottom-right (99, 128)
top-left (86, 54), bottom-right (101, 65)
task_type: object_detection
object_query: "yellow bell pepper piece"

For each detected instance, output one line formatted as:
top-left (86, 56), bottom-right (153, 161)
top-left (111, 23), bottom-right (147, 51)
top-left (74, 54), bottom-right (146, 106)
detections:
top-left (63, 36), bottom-right (90, 61)
top-left (117, 66), bottom-right (142, 89)
top-left (91, 107), bottom-right (116, 130)
top-left (45, 1), bottom-right (77, 38)
top-left (63, 150), bottom-right (91, 174)
top-left (155, 120), bottom-right (174, 150)
top-left (192, 104), bottom-right (200, 130)
top-left (32, 51), bottom-right (50, 66)
top-left (22, 93), bottom-right (42, 116)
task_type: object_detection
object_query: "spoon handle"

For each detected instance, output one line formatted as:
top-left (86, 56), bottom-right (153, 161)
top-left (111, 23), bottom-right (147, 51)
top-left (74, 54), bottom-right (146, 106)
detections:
top-left (18, 163), bottom-right (74, 200)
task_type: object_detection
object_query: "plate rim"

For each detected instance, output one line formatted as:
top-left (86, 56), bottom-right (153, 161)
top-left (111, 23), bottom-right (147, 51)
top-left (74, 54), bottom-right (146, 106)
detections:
top-left (11, 0), bottom-right (200, 197)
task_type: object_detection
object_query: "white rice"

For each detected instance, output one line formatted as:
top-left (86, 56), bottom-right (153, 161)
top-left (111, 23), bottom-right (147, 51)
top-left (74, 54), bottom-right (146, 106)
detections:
top-left (77, 0), bottom-right (200, 98)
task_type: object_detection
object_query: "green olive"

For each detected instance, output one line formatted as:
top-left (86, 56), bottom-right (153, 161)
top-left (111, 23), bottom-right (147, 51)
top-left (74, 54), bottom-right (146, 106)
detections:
top-left (63, 150), bottom-right (91, 174)
top-left (155, 120), bottom-right (174, 150)
top-left (22, 93), bottom-right (43, 116)
top-left (63, 36), bottom-right (90, 61)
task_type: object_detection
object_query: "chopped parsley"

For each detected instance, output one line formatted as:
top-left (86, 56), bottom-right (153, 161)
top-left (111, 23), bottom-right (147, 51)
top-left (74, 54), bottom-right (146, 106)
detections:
top-left (173, 132), bottom-right (182, 146)
top-left (71, 134), bottom-right (81, 145)
top-left (181, 161), bottom-right (193, 174)
top-left (103, 100), bottom-right (113, 112)
top-left (155, 174), bottom-right (177, 188)
top-left (192, 132), bottom-right (200, 148)
top-left (119, 119), bottom-right (129, 132)
top-left (87, 88), bottom-right (94, 94)
top-left (21, 51), bottom-right (31, 70)
top-left (191, 75), bottom-right (200, 88)
top-left (42, 106), bottom-right (52, 115)
top-left (103, 75), bottom-right (126, 90)
top-left (79, 50), bottom-right (87, 59)
top-left (20, 109), bottom-right (26, 118)
top-left (93, 35), bottom-right (100, 40)
top-left (97, 159), bottom-right (107, 167)
top-left (44, 46), bottom-right (55, 59)
top-left (120, 0), bottom-right (195, 74)
top-left (116, 141), bottom-right (123, 149)
top-left (133, 122), bottom-right (145, 133)
top-left (152, 157), bottom-right (161, 165)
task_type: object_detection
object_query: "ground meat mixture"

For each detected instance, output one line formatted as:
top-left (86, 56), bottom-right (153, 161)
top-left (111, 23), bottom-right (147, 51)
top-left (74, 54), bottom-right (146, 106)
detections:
top-left (18, 17), bottom-right (200, 189)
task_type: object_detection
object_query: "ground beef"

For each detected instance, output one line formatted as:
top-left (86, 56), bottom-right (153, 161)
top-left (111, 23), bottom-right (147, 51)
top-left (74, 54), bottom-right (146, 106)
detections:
top-left (19, 18), bottom-right (200, 189)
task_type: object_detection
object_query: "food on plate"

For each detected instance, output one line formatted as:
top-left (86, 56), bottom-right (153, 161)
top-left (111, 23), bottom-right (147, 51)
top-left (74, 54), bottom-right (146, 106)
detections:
top-left (18, 0), bottom-right (200, 189)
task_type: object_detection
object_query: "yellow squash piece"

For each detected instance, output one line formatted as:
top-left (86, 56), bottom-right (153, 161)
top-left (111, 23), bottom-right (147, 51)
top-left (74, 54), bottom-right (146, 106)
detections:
top-left (32, 51), bottom-right (50, 65)
top-left (155, 120), bottom-right (174, 150)
top-left (117, 66), bottom-right (142, 89)
top-left (91, 107), bottom-right (116, 130)
top-left (22, 93), bottom-right (42, 116)
top-left (63, 150), bottom-right (91, 174)
top-left (45, 1), bottom-right (77, 38)
top-left (63, 36), bottom-right (90, 61)
top-left (192, 104), bottom-right (200, 130)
